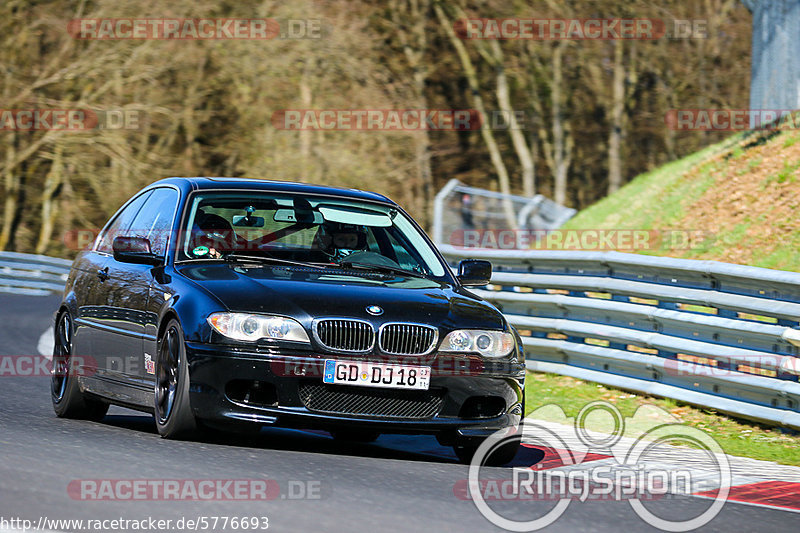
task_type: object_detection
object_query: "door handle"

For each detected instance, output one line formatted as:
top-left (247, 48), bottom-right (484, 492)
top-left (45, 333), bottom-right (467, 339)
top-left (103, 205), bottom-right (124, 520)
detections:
top-left (97, 267), bottom-right (109, 281)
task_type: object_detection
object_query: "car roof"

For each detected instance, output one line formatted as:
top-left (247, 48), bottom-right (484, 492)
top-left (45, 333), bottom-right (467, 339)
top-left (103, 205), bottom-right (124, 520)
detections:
top-left (150, 177), bottom-right (394, 204)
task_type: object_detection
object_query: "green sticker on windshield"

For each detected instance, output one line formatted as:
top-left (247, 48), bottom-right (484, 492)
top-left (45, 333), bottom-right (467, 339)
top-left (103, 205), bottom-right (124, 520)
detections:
top-left (193, 246), bottom-right (209, 256)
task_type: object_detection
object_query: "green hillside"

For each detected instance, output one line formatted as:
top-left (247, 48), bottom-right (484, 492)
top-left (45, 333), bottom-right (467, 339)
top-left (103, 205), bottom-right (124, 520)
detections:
top-left (565, 130), bottom-right (800, 271)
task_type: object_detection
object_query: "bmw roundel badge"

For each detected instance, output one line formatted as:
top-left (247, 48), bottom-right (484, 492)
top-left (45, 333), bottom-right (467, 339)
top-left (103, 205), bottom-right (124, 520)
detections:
top-left (366, 305), bottom-right (384, 316)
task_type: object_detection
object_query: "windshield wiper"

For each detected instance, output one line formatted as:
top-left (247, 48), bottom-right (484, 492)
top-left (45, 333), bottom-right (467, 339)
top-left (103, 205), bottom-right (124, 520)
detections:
top-left (223, 254), bottom-right (429, 278)
top-left (337, 261), bottom-right (429, 279)
top-left (224, 253), bottom-right (328, 270)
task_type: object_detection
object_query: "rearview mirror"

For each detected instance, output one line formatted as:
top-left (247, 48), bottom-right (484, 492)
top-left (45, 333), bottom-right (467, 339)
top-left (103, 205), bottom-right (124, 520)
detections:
top-left (457, 259), bottom-right (492, 287)
top-left (232, 214), bottom-right (265, 227)
top-left (112, 236), bottom-right (163, 266)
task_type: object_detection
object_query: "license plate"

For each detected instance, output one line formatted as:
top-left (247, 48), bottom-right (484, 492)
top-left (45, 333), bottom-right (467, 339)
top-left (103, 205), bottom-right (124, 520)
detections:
top-left (322, 359), bottom-right (430, 390)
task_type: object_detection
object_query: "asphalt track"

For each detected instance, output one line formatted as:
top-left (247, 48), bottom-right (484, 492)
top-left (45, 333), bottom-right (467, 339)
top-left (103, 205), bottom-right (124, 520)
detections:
top-left (0, 293), bottom-right (796, 532)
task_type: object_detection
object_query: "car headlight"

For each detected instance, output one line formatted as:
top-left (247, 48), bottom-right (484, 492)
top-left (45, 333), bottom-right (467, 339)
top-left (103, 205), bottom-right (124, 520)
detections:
top-left (208, 313), bottom-right (310, 343)
top-left (440, 330), bottom-right (514, 358)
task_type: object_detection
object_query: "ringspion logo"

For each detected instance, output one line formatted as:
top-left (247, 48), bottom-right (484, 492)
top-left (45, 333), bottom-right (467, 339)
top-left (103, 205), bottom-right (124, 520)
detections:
top-left (464, 401), bottom-right (731, 531)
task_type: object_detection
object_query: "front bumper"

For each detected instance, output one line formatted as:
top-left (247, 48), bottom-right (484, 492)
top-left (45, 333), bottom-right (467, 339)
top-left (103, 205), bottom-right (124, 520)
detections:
top-left (185, 342), bottom-right (525, 438)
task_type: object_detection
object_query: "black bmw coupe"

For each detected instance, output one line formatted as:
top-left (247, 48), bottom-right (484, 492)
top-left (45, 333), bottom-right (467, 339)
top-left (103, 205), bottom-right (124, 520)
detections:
top-left (52, 178), bottom-right (525, 463)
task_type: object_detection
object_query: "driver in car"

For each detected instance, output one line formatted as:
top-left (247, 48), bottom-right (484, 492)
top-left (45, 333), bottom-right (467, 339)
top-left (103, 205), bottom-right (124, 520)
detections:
top-left (190, 210), bottom-right (238, 259)
top-left (314, 223), bottom-right (368, 262)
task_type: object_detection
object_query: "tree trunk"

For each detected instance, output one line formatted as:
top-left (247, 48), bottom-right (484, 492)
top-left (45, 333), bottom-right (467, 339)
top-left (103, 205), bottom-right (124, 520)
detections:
top-left (550, 42), bottom-right (571, 206)
top-left (392, 0), bottom-right (434, 228)
top-left (434, 3), bottom-right (517, 230)
top-left (36, 143), bottom-right (64, 254)
top-left (182, 56), bottom-right (208, 173)
top-left (490, 40), bottom-right (536, 198)
top-left (409, 39), bottom-right (433, 228)
top-left (0, 133), bottom-right (19, 251)
top-left (608, 39), bottom-right (625, 195)
top-left (413, 125), bottom-right (433, 227)
top-left (299, 62), bottom-right (312, 177)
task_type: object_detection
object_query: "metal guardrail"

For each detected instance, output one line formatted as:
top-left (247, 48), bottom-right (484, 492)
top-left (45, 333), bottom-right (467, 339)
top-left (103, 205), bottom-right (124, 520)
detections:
top-left (439, 245), bottom-right (800, 430)
top-left (4, 248), bottom-right (800, 429)
top-left (431, 179), bottom-right (576, 245)
top-left (0, 252), bottom-right (71, 296)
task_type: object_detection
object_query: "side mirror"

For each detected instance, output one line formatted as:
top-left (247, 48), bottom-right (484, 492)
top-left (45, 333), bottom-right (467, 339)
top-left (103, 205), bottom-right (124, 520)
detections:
top-left (457, 259), bottom-right (492, 287)
top-left (112, 236), bottom-right (163, 266)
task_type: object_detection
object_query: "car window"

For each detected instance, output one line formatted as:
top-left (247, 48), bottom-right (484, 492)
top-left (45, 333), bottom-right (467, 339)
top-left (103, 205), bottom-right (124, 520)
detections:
top-left (128, 188), bottom-right (180, 256)
top-left (385, 231), bottom-right (419, 270)
top-left (270, 225), bottom-right (318, 249)
top-left (197, 206), bottom-right (317, 249)
top-left (96, 191), bottom-right (152, 254)
top-left (179, 192), bottom-right (447, 277)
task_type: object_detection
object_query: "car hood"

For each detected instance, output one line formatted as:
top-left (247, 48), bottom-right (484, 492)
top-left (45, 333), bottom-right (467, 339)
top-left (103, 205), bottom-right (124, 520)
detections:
top-left (177, 263), bottom-right (505, 331)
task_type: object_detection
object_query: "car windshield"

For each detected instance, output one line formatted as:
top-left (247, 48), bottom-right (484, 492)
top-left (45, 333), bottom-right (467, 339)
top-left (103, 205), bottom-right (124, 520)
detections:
top-left (178, 192), bottom-right (447, 278)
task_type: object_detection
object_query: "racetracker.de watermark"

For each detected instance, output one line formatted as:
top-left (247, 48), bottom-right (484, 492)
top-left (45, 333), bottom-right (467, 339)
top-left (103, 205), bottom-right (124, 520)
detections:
top-left (454, 18), bottom-right (708, 40)
top-left (1, 516), bottom-right (269, 532)
top-left (0, 355), bottom-right (96, 377)
top-left (271, 109), bottom-right (483, 131)
top-left (0, 109), bottom-right (141, 131)
top-left (663, 354), bottom-right (800, 379)
top-left (68, 479), bottom-right (324, 501)
top-left (272, 109), bottom-right (577, 131)
top-left (666, 109), bottom-right (800, 131)
top-left (67, 18), bottom-right (323, 40)
top-left (449, 229), bottom-right (712, 251)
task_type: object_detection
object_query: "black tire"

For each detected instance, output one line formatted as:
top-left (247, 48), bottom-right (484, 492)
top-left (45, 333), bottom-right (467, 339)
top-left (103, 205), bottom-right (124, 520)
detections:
top-left (51, 312), bottom-right (108, 421)
top-left (330, 429), bottom-right (380, 443)
top-left (454, 392), bottom-right (525, 466)
top-left (154, 319), bottom-right (197, 439)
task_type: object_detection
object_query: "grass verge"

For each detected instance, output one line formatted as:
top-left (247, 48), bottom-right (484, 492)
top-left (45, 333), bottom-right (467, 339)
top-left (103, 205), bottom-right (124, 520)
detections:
top-left (524, 371), bottom-right (800, 466)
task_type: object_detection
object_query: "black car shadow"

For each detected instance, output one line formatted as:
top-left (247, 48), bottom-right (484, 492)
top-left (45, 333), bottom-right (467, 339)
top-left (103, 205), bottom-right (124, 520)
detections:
top-left (99, 412), bottom-right (546, 468)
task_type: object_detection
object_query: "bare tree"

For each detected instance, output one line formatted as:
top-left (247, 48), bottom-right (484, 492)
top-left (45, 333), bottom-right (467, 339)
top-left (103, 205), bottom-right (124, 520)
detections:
top-left (434, 1), bottom-right (518, 229)
top-left (607, 39), bottom-right (626, 194)
top-left (390, 0), bottom-right (435, 226)
top-left (526, 41), bottom-right (574, 206)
